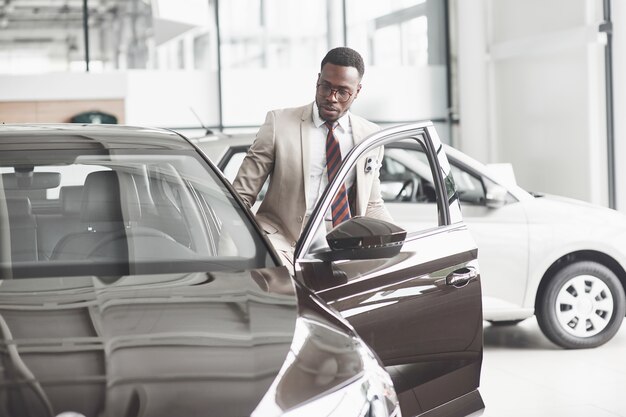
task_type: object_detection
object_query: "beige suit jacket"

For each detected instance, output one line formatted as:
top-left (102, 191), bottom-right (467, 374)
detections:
top-left (233, 102), bottom-right (391, 247)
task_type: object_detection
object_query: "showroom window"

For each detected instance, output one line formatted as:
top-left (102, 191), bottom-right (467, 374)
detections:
top-left (218, 0), bottom-right (328, 70)
top-left (345, 0), bottom-right (450, 136)
top-left (217, 0), bottom-right (331, 128)
top-left (0, 0), bottom-right (452, 139)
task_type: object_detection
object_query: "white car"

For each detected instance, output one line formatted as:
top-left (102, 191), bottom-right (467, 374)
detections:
top-left (192, 131), bottom-right (626, 349)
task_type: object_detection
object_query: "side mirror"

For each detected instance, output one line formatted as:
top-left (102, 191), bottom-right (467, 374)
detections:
top-left (321, 216), bottom-right (406, 261)
top-left (485, 184), bottom-right (508, 208)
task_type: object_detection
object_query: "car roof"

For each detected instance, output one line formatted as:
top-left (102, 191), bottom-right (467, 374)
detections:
top-left (0, 123), bottom-right (196, 151)
top-left (188, 132), bottom-right (254, 163)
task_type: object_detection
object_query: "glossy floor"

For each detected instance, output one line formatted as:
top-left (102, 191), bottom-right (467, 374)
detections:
top-left (480, 317), bottom-right (626, 417)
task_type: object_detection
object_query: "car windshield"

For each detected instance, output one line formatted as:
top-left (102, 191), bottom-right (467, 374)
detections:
top-left (0, 149), bottom-right (275, 279)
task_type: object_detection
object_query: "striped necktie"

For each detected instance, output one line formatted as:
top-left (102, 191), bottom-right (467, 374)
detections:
top-left (325, 121), bottom-right (351, 227)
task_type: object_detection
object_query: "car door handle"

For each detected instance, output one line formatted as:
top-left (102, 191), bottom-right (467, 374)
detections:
top-left (446, 267), bottom-right (478, 288)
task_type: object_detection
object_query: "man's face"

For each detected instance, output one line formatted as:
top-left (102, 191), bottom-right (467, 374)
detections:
top-left (315, 63), bottom-right (361, 123)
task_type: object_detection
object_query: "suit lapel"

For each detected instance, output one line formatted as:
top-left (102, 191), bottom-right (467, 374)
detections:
top-left (350, 113), bottom-right (368, 145)
top-left (300, 103), bottom-right (314, 203)
top-left (349, 114), bottom-right (364, 214)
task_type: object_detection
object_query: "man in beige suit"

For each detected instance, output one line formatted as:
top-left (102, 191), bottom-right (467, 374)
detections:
top-left (233, 47), bottom-right (391, 263)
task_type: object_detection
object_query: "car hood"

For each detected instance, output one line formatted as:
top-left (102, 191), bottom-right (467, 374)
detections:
top-left (522, 193), bottom-right (626, 254)
top-left (528, 193), bottom-right (626, 225)
top-left (0, 267), bottom-right (300, 417)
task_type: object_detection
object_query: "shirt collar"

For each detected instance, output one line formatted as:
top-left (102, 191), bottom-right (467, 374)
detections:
top-left (312, 102), bottom-right (350, 131)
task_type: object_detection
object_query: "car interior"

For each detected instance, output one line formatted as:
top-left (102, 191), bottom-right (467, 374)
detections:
top-left (0, 152), bottom-right (273, 279)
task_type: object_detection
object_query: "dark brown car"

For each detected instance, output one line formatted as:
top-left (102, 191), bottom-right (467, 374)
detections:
top-left (0, 123), bottom-right (483, 417)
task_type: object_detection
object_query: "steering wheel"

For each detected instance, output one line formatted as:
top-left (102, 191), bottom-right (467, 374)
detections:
top-left (395, 178), bottom-right (420, 202)
top-left (87, 227), bottom-right (186, 260)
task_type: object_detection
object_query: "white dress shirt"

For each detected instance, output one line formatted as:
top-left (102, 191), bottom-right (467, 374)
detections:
top-left (307, 102), bottom-right (356, 216)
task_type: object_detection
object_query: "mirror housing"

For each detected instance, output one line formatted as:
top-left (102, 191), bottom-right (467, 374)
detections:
top-left (321, 216), bottom-right (406, 261)
top-left (2, 172), bottom-right (61, 190)
top-left (485, 184), bottom-right (508, 208)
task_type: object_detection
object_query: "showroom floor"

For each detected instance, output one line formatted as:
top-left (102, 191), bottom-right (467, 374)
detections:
top-left (479, 317), bottom-right (626, 417)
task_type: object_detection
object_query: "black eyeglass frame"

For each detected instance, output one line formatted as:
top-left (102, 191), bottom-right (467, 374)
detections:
top-left (316, 83), bottom-right (354, 103)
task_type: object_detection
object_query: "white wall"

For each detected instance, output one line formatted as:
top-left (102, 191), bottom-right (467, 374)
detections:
top-left (456, 0), bottom-right (609, 206)
top-left (0, 70), bottom-right (220, 129)
top-left (126, 70), bottom-right (219, 128)
top-left (0, 72), bottom-right (126, 101)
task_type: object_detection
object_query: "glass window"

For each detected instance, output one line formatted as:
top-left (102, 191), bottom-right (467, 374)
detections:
top-left (0, 0), bottom-right (454, 138)
top-left (450, 164), bottom-right (485, 205)
top-left (0, 150), bottom-right (274, 278)
top-left (213, 139), bottom-right (445, 234)
top-left (217, 0), bottom-right (331, 126)
top-left (222, 151), bottom-right (246, 182)
top-left (380, 146), bottom-right (518, 209)
top-left (194, 32), bottom-right (213, 70)
top-left (376, 143), bottom-right (439, 233)
top-left (0, 0), bottom-right (220, 73)
top-left (345, 0), bottom-right (449, 127)
top-left (298, 133), bottom-right (452, 292)
top-left (0, 0), bottom-right (154, 73)
top-left (218, 0), bottom-right (328, 70)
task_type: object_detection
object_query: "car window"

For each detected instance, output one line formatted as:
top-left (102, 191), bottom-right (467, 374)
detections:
top-left (375, 144), bottom-right (441, 233)
top-left (301, 138), bottom-right (444, 256)
top-left (221, 143), bottom-right (516, 215)
top-left (380, 147), bottom-right (436, 203)
top-left (0, 150), bottom-right (275, 279)
top-left (222, 151), bottom-right (246, 181)
top-left (379, 147), bottom-right (518, 207)
top-left (221, 142), bottom-right (443, 233)
top-left (222, 150), bottom-right (268, 207)
top-left (450, 164), bottom-right (485, 205)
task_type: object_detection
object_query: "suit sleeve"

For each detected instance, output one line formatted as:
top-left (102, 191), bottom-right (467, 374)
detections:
top-left (232, 111), bottom-right (275, 208)
top-left (364, 146), bottom-right (393, 222)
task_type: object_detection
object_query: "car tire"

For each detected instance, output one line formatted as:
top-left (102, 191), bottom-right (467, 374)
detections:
top-left (536, 261), bottom-right (626, 349)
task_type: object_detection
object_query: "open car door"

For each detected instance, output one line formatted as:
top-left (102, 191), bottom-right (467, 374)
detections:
top-left (295, 122), bottom-right (484, 417)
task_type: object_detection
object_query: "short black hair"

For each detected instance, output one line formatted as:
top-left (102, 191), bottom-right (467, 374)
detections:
top-left (320, 47), bottom-right (365, 79)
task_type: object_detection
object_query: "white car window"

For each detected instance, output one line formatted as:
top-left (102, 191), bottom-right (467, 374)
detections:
top-left (380, 147), bottom-right (497, 206)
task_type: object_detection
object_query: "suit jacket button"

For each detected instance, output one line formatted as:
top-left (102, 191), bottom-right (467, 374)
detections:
top-left (297, 216), bottom-right (303, 222)
top-left (291, 241), bottom-right (296, 247)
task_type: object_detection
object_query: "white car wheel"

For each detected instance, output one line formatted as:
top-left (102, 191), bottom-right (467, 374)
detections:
top-left (555, 275), bottom-right (613, 338)
top-left (537, 261), bottom-right (626, 349)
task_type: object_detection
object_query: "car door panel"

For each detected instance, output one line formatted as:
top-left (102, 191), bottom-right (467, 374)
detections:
top-left (301, 228), bottom-right (481, 414)
top-left (295, 123), bottom-right (483, 417)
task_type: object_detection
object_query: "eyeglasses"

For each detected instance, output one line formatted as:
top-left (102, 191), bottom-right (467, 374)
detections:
top-left (316, 83), bottom-right (354, 103)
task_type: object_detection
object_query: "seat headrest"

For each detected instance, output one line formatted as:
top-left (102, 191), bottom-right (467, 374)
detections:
top-left (80, 170), bottom-right (141, 227)
top-left (81, 171), bottom-right (123, 224)
top-left (60, 186), bottom-right (83, 216)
